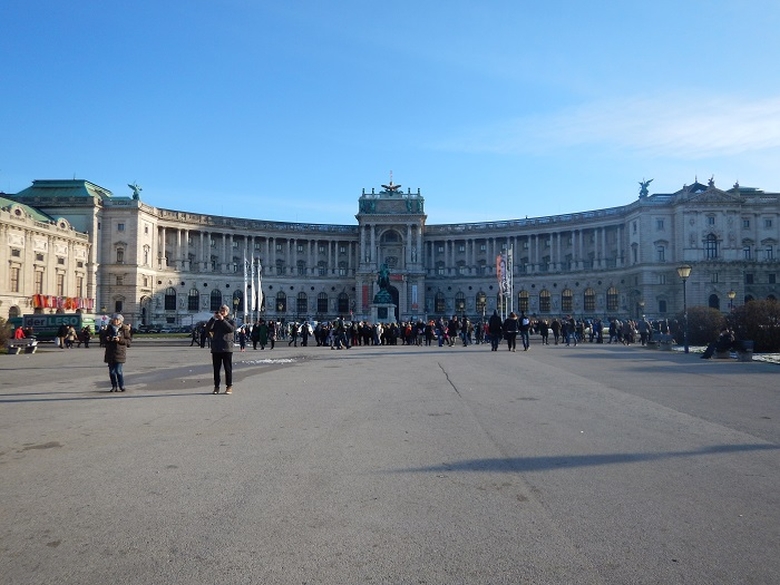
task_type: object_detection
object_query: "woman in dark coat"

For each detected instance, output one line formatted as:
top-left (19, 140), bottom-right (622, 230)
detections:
top-left (101, 314), bottom-right (132, 392)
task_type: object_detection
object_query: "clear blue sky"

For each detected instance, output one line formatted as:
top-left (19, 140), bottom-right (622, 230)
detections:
top-left (2, 1), bottom-right (779, 225)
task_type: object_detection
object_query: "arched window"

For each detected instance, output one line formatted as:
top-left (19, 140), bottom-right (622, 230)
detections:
top-left (584, 288), bottom-right (596, 312)
top-left (297, 261), bottom-right (307, 276)
top-left (317, 292), bottom-right (329, 314)
top-left (275, 259), bottom-right (285, 275)
top-left (708, 294), bottom-right (720, 310)
top-left (210, 289), bottom-right (222, 312)
top-left (435, 292), bottom-right (446, 314)
top-left (539, 289), bottom-right (551, 313)
top-left (561, 289), bottom-right (573, 313)
top-left (705, 234), bottom-right (719, 259)
top-left (276, 291), bottom-right (287, 313)
top-left (337, 292), bottom-right (349, 314)
top-left (476, 291), bottom-right (487, 315)
top-left (318, 261), bottom-right (327, 276)
top-left (297, 292), bottom-right (308, 315)
top-left (164, 287), bottom-right (177, 311)
top-left (454, 291), bottom-right (466, 313)
top-left (606, 287), bottom-right (619, 312)
top-left (188, 288), bottom-right (199, 311)
top-left (518, 290), bottom-right (529, 313)
top-left (436, 261), bottom-right (445, 276)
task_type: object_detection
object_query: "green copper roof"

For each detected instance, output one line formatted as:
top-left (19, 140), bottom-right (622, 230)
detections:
top-left (13, 179), bottom-right (114, 201)
top-left (0, 194), bottom-right (56, 223)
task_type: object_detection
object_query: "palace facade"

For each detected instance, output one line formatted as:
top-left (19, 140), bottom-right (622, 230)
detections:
top-left (2, 177), bottom-right (779, 326)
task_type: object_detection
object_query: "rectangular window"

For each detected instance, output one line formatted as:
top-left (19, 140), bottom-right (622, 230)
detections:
top-left (436, 246), bottom-right (444, 254)
top-left (34, 270), bottom-right (44, 294)
top-left (11, 248), bottom-right (21, 257)
top-left (339, 245), bottom-right (346, 254)
top-left (297, 244), bottom-right (304, 253)
top-left (318, 245), bottom-right (326, 254)
top-left (36, 253), bottom-right (44, 262)
top-left (76, 275), bottom-right (83, 297)
top-left (656, 246), bottom-right (665, 262)
top-left (768, 274), bottom-right (776, 284)
top-left (117, 223), bottom-right (125, 231)
top-left (745, 273), bottom-right (754, 284)
top-left (457, 244), bottom-right (465, 253)
top-left (765, 219), bottom-right (774, 229)
top-left (711, 272), bottom-right (719, 283)
top-left (276, 243), bottom-right (283, 252)
top-left (57, 257), bottom-right (65, 265)
top-left (707, 216), bottom-right (716, 226)
top-left (743, 247), bottom-right (752, 260)
top-left (766, 247), bottom-right (774, 261)
top-left (116, 275), bottom-right (124, 285)
top-left (658, 299), bottom-right (667, 314)
top-left (56, 273), bottom-right (65, 296)
top-left (144, 225), bottom-right (149, 234)
top-left (743, 219), bottom-right (750, 229)
top-left (10, 266), bottom-right (20, 292)
top-left (656, 219), bottom-right (664, 230)
top-left (479, 244), bottom-right (486, 252)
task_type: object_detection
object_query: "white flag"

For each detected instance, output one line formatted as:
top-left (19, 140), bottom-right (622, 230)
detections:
top-left (250, 258), bottom-right (257, 312)
top-left (242, 254), bottom-right (248, 318)
top-left (257, 261), bottom-right (264, 313)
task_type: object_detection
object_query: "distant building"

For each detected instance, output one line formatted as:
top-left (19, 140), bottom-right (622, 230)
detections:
top-left (2, 177), bottom-right (778, 325)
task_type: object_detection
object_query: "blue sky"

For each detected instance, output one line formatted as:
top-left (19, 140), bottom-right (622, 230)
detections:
top-left (2, 1), bottom-right (780, 225)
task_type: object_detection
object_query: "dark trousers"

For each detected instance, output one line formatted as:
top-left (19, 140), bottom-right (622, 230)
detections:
top-left (212, 352), bottom-right (233, 388)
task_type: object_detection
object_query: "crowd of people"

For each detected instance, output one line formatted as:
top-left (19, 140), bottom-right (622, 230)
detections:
top-left (183, 313), bottom-right (675, 353)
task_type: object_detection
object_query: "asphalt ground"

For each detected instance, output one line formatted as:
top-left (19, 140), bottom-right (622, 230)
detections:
top-left (1, 339), bottom-right (778, 585)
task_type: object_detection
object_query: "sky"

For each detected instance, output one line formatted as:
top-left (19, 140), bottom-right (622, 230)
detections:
top-left (2, 1), bottom-right (780, 225)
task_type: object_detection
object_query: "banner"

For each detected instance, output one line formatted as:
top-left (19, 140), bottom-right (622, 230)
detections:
top-left (257, 260), bottom-right (263, 313)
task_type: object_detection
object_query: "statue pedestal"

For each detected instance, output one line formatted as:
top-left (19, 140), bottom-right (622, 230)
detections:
top-left (371, 303), bottom-right (396, 324)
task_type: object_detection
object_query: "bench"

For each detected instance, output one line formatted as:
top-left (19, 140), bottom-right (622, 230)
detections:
top-left (6, 340), bottom-right (38, 355)
top-left (656, 334), bottom-right (674, 351)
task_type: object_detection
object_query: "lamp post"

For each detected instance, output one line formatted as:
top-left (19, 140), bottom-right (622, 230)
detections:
top-left (233, 296), bottom-right (240, 322)
top-left (728, 290), bottom-right (736, 311)
top-left (676, 264), bottom-right (692, 354)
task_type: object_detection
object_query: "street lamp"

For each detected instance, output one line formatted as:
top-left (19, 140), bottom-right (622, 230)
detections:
top-left (676, 264), bottom-right (692, 354)
top-left (728, 290), bottom-right (736, 311)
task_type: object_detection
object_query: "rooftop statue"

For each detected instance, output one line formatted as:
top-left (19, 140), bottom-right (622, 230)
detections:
top-left (639, 178), bottom-right (653, 198)
top-left (128, 182), bottom-right (142, 200)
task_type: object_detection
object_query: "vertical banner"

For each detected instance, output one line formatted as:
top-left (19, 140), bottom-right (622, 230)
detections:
top-left (257, 261), bottom-right (263, 315)
top-left (242, 254), bottom-right (248, 323)
top-left (411, 284), bottom-right (418, 310)
top-left (250, 258), bottom-right (257, 312)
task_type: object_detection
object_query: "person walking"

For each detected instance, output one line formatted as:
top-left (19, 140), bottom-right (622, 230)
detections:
top-left (503, 311), bottom-right (519, 352)
top-left (206, 304), bottom-right (236, 395)
top-left (488, 310), bottom-right (503, 351)
top-left (101, 313), bottom-right (132, 392)
top-left (519, 311), bottom-right (531, 351)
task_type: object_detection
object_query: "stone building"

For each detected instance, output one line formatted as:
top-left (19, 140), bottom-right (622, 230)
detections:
top-left (2, 176), bottom-right (778, 326)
